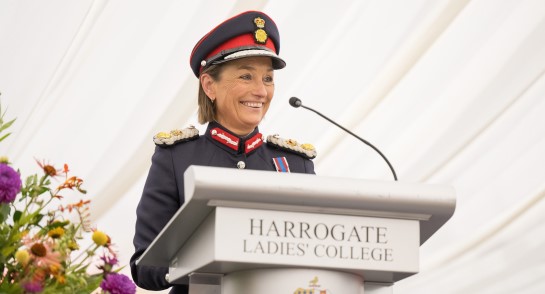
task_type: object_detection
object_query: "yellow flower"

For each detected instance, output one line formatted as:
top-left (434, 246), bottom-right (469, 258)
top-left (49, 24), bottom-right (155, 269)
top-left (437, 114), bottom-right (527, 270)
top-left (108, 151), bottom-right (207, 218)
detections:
top-left (15, 249), bottom-right (30, 265)
top-left (56, 274), bottom-right (66, 284)
top-left (68, 240), bottom-right (79, 251)
top-left (92, 230), bottom-right (109, 246)
top-left (48, 227), bottom-right (65, 239)
top-left (49, 263), bottom-right (60, 274)
top-left (0, 156), bottom-right (9, 164)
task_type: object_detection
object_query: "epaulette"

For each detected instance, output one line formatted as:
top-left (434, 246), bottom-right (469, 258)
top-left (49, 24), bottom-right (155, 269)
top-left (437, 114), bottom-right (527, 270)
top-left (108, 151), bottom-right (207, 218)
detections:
top-left (153, 126), bottom-right (199, 146)
top-left (266, 134), bottom-right (317, 159)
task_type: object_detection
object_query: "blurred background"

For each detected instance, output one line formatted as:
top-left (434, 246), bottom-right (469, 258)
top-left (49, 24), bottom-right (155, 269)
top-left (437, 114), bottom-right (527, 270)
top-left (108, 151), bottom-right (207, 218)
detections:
top-left (1, 0), bottom-right (545, 293)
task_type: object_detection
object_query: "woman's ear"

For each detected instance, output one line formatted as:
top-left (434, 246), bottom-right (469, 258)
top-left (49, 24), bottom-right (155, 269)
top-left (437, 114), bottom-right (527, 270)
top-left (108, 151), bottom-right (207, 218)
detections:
top-left (200, 73), bottom-right (216, 100)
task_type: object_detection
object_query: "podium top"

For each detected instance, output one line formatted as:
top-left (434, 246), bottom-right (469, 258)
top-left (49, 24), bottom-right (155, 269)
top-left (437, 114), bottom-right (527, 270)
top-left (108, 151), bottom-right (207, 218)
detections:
top-left (137, 165), bottom-right (456, 267)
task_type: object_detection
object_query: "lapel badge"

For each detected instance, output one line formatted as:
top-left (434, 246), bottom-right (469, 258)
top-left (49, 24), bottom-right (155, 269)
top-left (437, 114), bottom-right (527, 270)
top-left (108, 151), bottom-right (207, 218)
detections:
top-left (253, 17), bottom-right (268, 44)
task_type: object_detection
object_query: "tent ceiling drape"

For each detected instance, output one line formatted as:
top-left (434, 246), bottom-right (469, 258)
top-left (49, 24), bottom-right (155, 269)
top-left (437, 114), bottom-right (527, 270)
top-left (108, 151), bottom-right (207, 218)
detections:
top-left (2, 0), bottom-right (545, 293)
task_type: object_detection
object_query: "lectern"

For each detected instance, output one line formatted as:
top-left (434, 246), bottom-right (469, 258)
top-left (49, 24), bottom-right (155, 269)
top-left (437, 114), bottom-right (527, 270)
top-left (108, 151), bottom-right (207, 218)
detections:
top-left (136, 166), bottom-right (456, 294)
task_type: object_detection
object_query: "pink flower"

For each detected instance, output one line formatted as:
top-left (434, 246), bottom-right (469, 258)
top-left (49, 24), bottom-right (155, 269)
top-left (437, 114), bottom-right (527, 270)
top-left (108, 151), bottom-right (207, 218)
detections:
top-left (24, 237), bottom-right (62, 270)
top-left (101, 254), bottom-right (119, 266)
top-left (99, 253), bottom-right (119, 273)
top-left (0, 163), bottom-right (21, 204)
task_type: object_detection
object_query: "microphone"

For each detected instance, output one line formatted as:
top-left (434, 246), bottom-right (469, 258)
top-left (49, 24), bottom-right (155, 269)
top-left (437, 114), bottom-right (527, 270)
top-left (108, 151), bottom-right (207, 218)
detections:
top-left (289, 97), bottom-right (302, 108)
top-left (289, 97), bottom-right (398, 181)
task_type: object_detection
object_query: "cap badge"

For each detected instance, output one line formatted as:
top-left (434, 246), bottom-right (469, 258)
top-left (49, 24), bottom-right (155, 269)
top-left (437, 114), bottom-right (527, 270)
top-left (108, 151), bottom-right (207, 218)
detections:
top-left (253, 17), bottom-right (268, 44)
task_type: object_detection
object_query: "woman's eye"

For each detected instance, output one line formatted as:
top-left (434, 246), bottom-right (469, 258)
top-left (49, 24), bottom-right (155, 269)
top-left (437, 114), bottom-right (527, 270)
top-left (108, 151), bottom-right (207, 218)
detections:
top-left (240, 74), bottom-right (252, 80)
top-left (264, 76), bottom-right (274, 84)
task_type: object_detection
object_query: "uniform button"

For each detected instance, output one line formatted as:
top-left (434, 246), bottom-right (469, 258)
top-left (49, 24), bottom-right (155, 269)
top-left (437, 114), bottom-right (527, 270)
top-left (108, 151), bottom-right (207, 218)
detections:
top-left (237, 161), bottom-right (246, 169)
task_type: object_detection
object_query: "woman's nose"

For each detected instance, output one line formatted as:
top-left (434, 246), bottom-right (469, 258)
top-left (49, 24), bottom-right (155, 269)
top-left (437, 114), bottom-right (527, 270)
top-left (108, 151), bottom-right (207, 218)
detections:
top-left (252, 79), bottom-right (268, 97)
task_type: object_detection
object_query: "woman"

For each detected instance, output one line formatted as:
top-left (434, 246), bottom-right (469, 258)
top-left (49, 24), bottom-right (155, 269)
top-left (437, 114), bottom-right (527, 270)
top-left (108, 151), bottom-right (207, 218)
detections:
top-left (130, 10), bottom-right (316, 293)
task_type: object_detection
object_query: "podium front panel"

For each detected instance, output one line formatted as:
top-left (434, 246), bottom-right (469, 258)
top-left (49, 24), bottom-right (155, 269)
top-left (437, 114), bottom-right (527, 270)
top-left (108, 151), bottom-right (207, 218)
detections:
top-left (215, 207), bottom-right (420, 273)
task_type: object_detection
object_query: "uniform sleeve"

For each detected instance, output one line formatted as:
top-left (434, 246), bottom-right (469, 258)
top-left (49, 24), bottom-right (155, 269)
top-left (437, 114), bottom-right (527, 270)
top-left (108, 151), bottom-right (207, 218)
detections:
top-left (130, 146), bottom-right (181, 291)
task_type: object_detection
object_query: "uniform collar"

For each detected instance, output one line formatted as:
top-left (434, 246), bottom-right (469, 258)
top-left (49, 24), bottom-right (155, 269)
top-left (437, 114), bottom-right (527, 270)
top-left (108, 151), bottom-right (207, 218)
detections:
top-left (206, 121), bottom-right (264, 155)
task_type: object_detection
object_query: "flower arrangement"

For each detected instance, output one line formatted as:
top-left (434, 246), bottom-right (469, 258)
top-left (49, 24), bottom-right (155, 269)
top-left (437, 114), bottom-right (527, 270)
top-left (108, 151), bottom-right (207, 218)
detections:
top-left (0, 103), bottom-right (136, 293)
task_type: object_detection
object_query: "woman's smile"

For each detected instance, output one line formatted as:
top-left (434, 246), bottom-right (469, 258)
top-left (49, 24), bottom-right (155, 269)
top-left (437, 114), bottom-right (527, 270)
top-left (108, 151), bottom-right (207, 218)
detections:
top-left (241, 101), bottom-right (264, 108)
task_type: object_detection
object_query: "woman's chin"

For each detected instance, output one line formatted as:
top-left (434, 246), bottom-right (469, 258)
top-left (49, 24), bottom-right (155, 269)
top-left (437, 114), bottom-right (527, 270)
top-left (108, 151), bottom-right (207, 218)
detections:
top-left (240, 113), bottom-right (265, 125)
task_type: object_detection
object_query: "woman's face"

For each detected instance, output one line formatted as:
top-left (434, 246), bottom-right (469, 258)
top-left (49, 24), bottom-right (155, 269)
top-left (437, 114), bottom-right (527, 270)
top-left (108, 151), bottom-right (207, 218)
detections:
top-left (201, 56), bottom-right (275, 136)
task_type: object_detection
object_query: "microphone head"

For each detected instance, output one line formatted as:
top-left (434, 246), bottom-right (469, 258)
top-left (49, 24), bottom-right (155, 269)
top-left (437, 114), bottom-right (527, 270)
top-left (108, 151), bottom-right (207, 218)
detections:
top-left (289, 97), bottom-right (302, 108)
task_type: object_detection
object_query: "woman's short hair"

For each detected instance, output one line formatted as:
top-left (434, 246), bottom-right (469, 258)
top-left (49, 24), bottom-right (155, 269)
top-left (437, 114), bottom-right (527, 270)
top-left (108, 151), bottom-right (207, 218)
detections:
top-left (197, 64), bottom-right (223, 124)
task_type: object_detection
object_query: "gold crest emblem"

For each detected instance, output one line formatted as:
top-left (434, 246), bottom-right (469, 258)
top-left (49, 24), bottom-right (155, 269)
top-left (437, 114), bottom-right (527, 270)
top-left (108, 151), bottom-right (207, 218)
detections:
top-left (155, 132), bottom-right (171, 139)
top-left (254, 17), bottom-right (265, 28)
top-left (293, 276), bottom-right (328, 293)
top-left (253, 17), bottom-right (268, 44)
top-left (301, 143), bottom-right (315, 151)
top-left (286, 139), bottom-right (298, 146)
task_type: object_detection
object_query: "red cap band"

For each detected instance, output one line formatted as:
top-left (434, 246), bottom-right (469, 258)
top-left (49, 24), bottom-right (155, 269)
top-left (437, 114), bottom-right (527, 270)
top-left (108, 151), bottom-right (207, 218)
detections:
top-left (205, 34), bottom-right (277, 62)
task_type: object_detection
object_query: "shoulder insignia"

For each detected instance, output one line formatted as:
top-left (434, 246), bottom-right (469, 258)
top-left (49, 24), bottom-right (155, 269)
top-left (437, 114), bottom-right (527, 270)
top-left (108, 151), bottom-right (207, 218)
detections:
top-left (153, 126), bottom-right (199, 146)
top-left (266, 134), bottom-right (317, 159)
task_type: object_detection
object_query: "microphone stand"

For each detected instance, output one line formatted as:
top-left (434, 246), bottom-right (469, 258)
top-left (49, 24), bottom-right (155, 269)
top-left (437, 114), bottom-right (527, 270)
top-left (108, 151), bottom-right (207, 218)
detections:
top-left (292, 98), bottom-right (398, 181)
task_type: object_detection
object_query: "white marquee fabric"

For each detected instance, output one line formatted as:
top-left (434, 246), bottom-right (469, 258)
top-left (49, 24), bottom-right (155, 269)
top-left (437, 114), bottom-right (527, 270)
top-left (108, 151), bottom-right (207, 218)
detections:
top-left (1, 0), bottom-right (545, 293)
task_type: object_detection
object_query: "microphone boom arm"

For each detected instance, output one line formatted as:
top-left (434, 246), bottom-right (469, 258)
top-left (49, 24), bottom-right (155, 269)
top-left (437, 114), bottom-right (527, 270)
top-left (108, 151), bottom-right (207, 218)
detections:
top-left (300, 105), bottom-right (398, 181)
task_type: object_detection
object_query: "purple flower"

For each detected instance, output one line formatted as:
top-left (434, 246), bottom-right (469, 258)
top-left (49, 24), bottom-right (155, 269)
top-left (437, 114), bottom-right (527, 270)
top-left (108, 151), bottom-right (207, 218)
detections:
top-left (22, 281), bottom-right (44, 293)
top-left (101, 254), bottom-right (119, 266)
top-left (100, 273), bottom-right (136, 294)
top-left (99, 254), bottom-right (119, 272)
top-left (0, 163), bottom-right (21, 204)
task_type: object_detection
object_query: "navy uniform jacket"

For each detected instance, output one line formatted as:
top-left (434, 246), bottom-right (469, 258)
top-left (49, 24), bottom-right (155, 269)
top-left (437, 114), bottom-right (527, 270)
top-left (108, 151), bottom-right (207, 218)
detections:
top-left (130, 122), bottom-right (315, 293)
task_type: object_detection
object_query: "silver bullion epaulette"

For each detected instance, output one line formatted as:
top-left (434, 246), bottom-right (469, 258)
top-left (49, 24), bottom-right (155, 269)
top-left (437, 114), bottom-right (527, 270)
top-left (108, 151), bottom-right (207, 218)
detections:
top-left (153, 126), bottom-right (199, 146)
top-left (266, 134), bottom-right (317, 159)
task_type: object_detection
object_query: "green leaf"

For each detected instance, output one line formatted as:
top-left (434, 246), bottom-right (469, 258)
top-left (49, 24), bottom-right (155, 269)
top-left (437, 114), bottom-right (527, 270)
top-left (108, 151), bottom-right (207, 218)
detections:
top-left (31, 213), bottom-right (44, 225)
top-left (1, 244), bottom-right (17, 256)
top-left (12, 210), bottom-right (22, 223)
top-left (0, 280), bottom-right (23, 294)
top-left (0, 204), bottom-right (10, 222)
top-left (42, 220), bottom-right (70, 232)
top-left (82, 274), bottom-right (103, 293)
top-left (0, 118), bottom-right (15, 133)
top-left (0, 132), bottom-right (11, 143)
top-left (25, 174), bottom-right (35, 188)
top-left (52, 220), bottom-right (70, 228)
